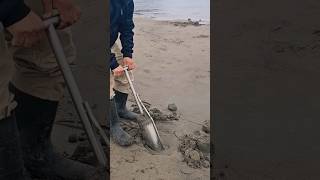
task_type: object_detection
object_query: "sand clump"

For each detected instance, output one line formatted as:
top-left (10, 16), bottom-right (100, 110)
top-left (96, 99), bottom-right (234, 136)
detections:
top-left (171, 19), bottom-right (204, 27)
top-left (131, 101), bottom-right (180, 122)
top-left (71, 141), bottom-right (97, 165)
top-left (202, 120), bottom-right (210, 134)
top-left (168, 103), bottom-right (178, 111)
top-left (179, 122), bottom-right (210, 169)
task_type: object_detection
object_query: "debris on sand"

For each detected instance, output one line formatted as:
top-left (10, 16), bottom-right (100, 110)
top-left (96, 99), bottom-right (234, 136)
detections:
top-left (172, 19), bottom-right (203, 27)
top-left (168, 103), bottom-right (178, 111)
top-left (71, 140), bottom-right (109, 167)
top-left (202, 120), bottom-right (210, 134)
top-left (188, 150), bottom-right (201, 161)
top-left (131, 101), bottom-right (180, 122)
top-left (179, 131), bottom-right (210, 169)
top-left (193, 34), bottom-right (210, 39)
top-left (121, 121), bottom-right (142, 143)
top-left (149, 108), bottom-right (168, 121)
top-left (71, 141), bottom-right (96, 164)
top-left (197, 138), bottom-right (210, 154)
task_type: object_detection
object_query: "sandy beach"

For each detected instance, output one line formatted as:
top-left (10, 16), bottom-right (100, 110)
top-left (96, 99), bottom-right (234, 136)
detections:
top-left (110, 17), bottom-right (210, 180)
top-left (50, 15), bottom-right (210, 180)
top-left (46, 0), bottom-right (210, 179)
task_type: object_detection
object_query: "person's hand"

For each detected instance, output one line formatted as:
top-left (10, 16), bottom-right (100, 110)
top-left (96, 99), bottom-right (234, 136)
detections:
top-left (123, 57), bottom-right (136, 70)
top-left (6, 11), bottom-right (46, 47)
top-left (42, 0), bottom-right (81, 29)
top-left (112, 65), bottom-right (125, 77)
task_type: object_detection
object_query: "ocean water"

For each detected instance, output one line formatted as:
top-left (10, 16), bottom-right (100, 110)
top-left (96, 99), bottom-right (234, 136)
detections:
top-left (134, 0), bottom-right (210, 23)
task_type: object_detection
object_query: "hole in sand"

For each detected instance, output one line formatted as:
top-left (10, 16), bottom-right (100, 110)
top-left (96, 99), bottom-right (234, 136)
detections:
top-left (143, 133), bottom-right (178, 156)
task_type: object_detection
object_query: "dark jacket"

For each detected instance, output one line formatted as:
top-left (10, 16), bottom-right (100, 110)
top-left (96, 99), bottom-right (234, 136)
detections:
top-left (110, 0), bottom-right (135, 70)
top-left (0, 0), bottom-right (30, 27)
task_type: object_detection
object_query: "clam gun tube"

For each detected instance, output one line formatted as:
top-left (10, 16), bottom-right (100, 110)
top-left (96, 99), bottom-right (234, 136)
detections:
top-left (45, 16), bottom-right (108, 167)
top-left (123, 67), bottom-right (164, 151)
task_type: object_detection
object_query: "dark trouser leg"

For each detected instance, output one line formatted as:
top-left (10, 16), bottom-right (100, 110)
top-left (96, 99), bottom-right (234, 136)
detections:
top-left (10, 84), bottom-right (101, 180)
top-left (0, 115), bottom-right (26, 180)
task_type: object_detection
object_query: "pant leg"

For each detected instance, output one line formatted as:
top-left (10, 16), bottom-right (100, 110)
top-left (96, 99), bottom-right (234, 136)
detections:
top-left (0, 116), bottom-right (25, 179)
top-left (8, 0), bottom-right (76, 102)
top-left (0, 34), bottom-right (24, 179)
top-left (112, 43), bottom-right (131, 94)
top-left (0, 31), bottom-right (17, 120)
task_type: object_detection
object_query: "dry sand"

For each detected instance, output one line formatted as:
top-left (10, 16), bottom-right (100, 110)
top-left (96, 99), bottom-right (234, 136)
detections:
top-left (110, 17), bottom-right (210, 180)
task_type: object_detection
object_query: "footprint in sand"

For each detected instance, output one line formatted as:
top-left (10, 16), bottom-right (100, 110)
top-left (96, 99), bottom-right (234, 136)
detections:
top-left (143, 69), bottom-right (151, 74)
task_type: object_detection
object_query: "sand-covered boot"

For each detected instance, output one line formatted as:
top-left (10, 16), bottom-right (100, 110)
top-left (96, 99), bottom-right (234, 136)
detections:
top-left (110, 98), bottom-right (134, 146)
top-left (0, 115), bottom-right (30, 180)
top-left (10, 85), bottom-right (102, 180)
top-left (114, 90), bottom-right (138, 121)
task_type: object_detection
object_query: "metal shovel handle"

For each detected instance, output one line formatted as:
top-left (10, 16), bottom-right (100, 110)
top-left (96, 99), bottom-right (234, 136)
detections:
top-left (136, 94), bottom-right (162, 143)
top-left (84, 101), bottom-right (110, 147)
top-left (45, 17), bottom-right (107, 167)
top-left (123, 67), bottom-right (144, 114)
top-left (123, 67), bottom-right (164, 149)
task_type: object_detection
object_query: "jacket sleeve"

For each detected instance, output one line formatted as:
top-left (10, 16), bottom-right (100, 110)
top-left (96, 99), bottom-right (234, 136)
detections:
top-left (0, 0), bottom-right (30, 27)
top-left (110, 52), bottom-right (119, 70)
top-left (119, 0), bottom-right (135, 58)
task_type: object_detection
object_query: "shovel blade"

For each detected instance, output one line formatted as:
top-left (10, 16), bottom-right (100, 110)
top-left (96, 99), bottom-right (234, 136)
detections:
top-left (137, 115), bottom-right (164, 151)
top-left (142, 123), bottom-right (164, 151)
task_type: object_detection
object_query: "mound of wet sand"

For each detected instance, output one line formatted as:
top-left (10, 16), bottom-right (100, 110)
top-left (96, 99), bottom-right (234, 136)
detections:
top-left (131, 101), bottom-right (180, 122)
top-left (179, 124), bottom-right (210, 169)
top-left (124, 101), bottom-right (211, 169)
top-left (171, 19), bottom-right (204, 27)
top-left (118, 101), bottom-right (181, 145)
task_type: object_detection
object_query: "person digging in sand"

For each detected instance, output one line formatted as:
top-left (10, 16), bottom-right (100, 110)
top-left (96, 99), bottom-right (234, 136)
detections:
top-left (109, 0), bottom-right (137, 146)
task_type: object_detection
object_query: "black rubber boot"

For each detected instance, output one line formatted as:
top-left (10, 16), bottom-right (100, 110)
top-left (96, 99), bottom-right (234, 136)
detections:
top-left (0, 115), bottom-right (28, 180)
top-left (114, 90), bottom-right (138, 121)
top-left (110, 98), bottom-right (134, 146)
top-left (10, 85), bottom-right (102, 180)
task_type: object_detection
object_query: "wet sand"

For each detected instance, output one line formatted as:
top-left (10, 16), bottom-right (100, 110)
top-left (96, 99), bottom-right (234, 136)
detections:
top-left (110, 17), bottom-right (210, 180)
top-left (213, 0), bottom-right (320, 179)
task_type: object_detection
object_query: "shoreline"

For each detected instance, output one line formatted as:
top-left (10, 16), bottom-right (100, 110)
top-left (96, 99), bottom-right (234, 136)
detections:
top-left (134, 14), bottom-right (210, 25)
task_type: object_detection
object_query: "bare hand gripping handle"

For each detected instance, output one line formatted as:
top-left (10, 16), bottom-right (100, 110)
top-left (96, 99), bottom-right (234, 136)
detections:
top-left (45, 17), bottom-right (108, 167)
